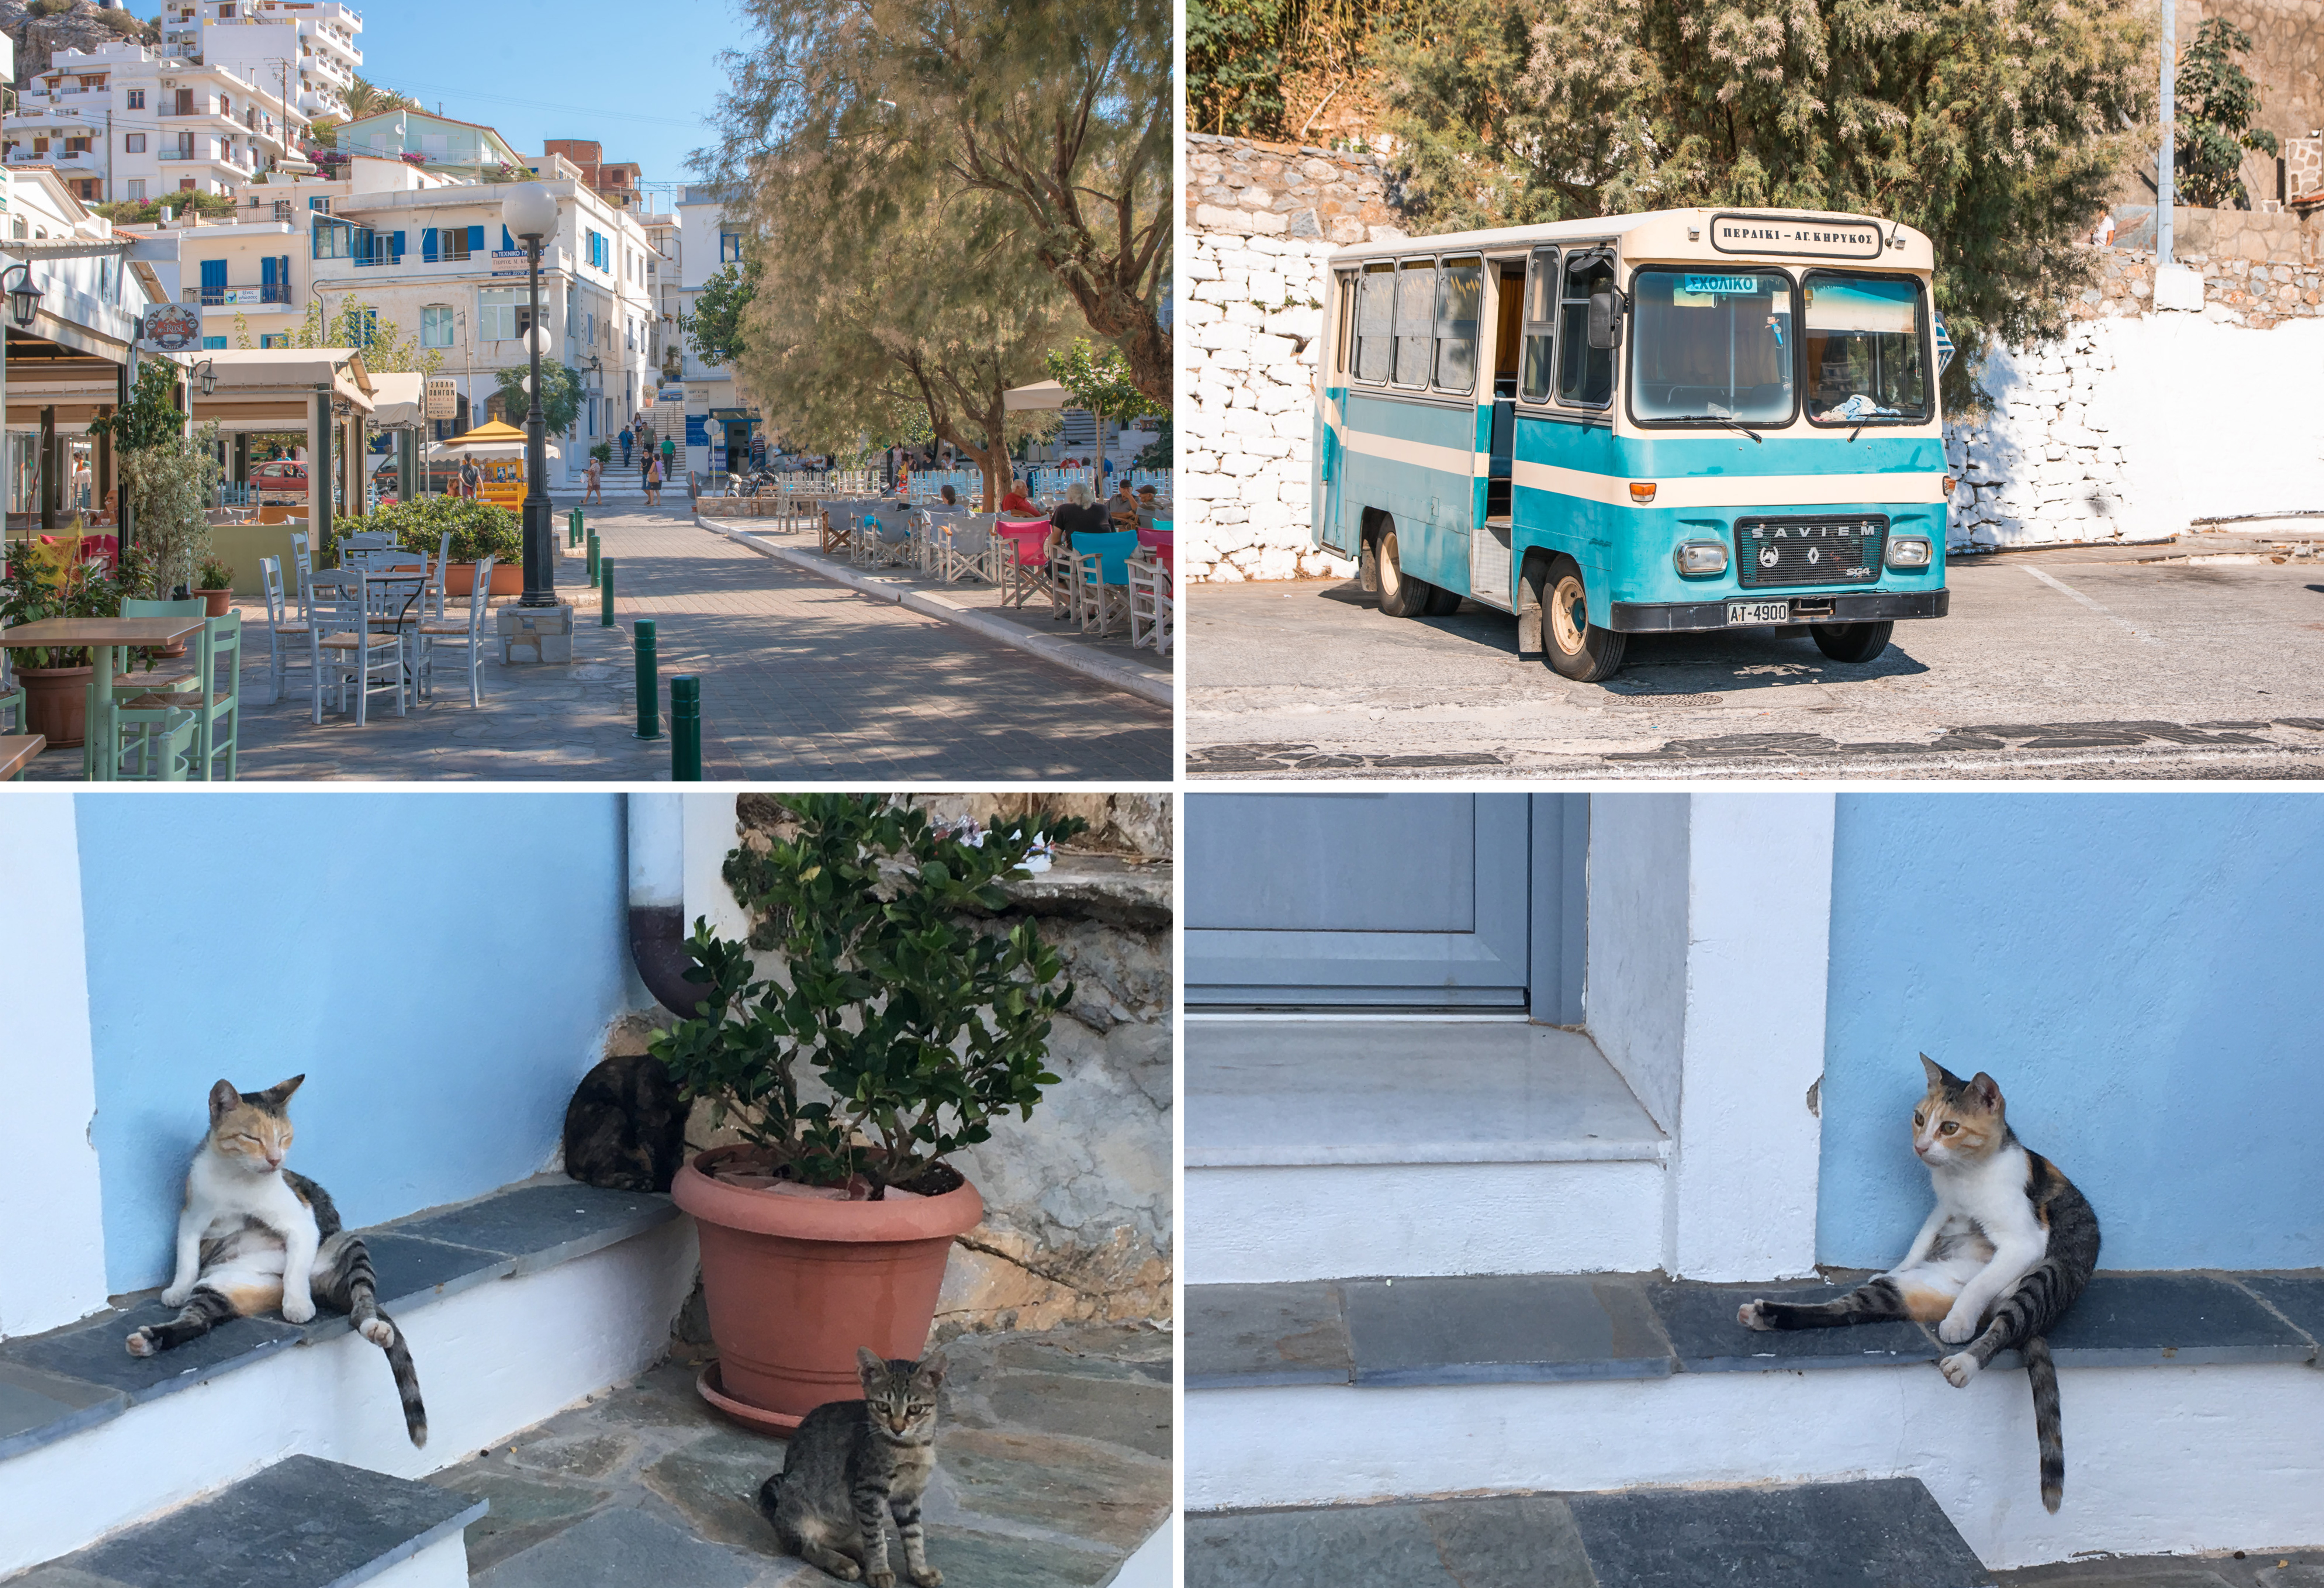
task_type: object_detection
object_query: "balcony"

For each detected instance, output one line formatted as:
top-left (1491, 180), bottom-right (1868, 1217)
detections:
top-left (184, 283), bottom-right (293, 306)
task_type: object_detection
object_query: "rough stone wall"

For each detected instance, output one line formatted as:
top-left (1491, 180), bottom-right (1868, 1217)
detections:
top-left (1, 0), bottom-right (151, 82)
top-left (2107, 204), bottom-right (2321, 267)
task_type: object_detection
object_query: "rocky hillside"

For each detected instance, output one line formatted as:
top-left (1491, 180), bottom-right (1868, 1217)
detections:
top-left (2, 0), bottom-right (156, 86)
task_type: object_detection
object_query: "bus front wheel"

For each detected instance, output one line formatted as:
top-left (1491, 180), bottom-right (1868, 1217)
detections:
top-left (1809, 620), bottom-right (1894, 664)
top-left (1543, 562), bottom-right (1627, 682)
top-left (1374, 524), bottom-right (1433, 618)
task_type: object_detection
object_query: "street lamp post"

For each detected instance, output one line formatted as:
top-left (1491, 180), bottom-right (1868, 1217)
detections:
top-left (505, 181), bottom-right (561, 608)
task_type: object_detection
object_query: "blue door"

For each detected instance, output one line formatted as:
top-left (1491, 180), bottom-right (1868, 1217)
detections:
top-left (198, 258), bottom-right (226, 303)
top-left (1185, 793), bottom-right (1582, 1014)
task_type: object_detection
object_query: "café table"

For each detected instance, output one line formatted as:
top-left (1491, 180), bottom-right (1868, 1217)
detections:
top-left (307, 567), bottom-right (429, 710)
top-left (0, 616), bottom-right (207, 780)
top-left (0, 733), bottom-right (45, 781)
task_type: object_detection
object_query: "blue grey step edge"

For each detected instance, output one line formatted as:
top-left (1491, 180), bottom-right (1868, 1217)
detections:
top-left (0, 1178), bottom-right (675, 1461)
top-left (1187, 1268), bottom-right (2324, 1392)
top-left (9, 1453), bottom-right (487, 1588)
top-left (1186, 1478), bottom-right (1995, 1588)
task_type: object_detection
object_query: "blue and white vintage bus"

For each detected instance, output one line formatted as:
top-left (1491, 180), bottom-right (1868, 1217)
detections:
top-left (1311, 209), bottom-right (1952, 680)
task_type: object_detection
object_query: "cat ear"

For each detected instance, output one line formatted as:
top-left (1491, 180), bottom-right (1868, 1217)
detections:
top-left (916, 1351), bottom-right (948, 1390)
top-left (1919, 1053), bottom-right (1959, 1091)
top-left (208, 1080), bottom-right (241, 1122)
top-left (256, 1075), bottom-right (305, 1112)
top-left (1966, 1072), bottom-right (2003, 1110)
top-left (855, 1346), bottom-right (886, 1390)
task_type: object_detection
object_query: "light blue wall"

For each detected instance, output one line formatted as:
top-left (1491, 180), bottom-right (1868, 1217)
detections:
top-left (79, 795), bottom-right (633, 1294)
top-left (1821, 794), bottom-right (2324, 1273)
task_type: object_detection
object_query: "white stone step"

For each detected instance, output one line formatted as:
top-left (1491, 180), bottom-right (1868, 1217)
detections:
top-left (1185, 1019), bottom-right (1667, 1282)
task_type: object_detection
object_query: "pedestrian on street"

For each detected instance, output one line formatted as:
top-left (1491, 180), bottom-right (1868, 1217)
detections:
top-left (459, 457), bottom-right (480, 500)
top-left (662, 435), bottom-right (677, 479)
top-left (644, 452), bottom-right (663, 507)
top-left (619, 426), bottom-right (633, 467)
top-left (585, 453), bottom-right (604, 505)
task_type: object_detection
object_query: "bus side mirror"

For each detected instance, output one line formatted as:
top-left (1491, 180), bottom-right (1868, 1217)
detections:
top-left (1587, 289), bottom-right (1620, 351)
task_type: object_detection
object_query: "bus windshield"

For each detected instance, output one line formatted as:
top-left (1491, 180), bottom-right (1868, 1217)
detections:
top-left (1803, 272), bottom-right (1929, 424)
top-left (1630, 267), bottom-right (1794, 425)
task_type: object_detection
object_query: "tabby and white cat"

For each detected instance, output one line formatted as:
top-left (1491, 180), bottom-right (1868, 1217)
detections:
top-left (757, 1348), bottom-right (948, 1587)
top-left (125, 1076), bottom-right (428, 1448)
top-left (1739, 1056), bottom-right (2099, 1511)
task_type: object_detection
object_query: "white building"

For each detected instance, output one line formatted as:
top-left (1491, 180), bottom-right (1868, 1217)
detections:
top-left (160, 0), bottom-right (363, 123)
top-left (3, 41), bottom-right (306, 206)
top-left (670, 183), bottom-right (744, 477)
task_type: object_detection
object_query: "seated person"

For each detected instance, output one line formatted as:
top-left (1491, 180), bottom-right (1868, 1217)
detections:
top-left (1136, 484), bottom-right (1167, 520)
top-left (937, 484), bottom-right (959, 507)
top-left (1047, 483), bottom-right (1113, 553)
top-left (999, 478), bottom-right (1037, 516)
top-left (1106, 480), bottom-right (1143, 528)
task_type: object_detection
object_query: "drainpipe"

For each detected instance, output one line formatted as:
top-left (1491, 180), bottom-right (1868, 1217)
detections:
top-left (626, 792), bottom-right (704, 1017)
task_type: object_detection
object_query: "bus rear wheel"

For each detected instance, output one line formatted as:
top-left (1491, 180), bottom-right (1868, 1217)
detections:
top-left (1374, 523), bottom-right (1433, 618)
top-left (1809, 620), bottom-right (1894, 664)
top-left (1543, 561), bottom-right (1627, 682)
top-left (1423, 585), bottom-right (1464, 616)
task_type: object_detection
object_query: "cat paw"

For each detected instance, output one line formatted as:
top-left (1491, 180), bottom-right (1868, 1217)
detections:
top-left (826, 1565), bottom-right (861, 1583)
top-left (909, 1570), bottom-right (943, 1587)
top-left (865, 1573), bottom-right (893, 1588)
top-left (125, 1329), bottom-right (155, 1357)
top-left (1937, 1351), bottom-right (1980, 1388)
top-left (160, 1286), bottom-right (191, 1308)
top-left (281, 1296), bottom-right (316, 1325)
top-left (1737, 1300), bottom-right (1774, 1331)
top-left (359, 1317), bottom-right (394, 1346)
top-left (1936, 1311), bottom-right (1976, 1344)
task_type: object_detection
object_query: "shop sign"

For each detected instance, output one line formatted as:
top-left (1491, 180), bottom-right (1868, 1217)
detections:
top-left (140, 303), bottom-right (203, 352)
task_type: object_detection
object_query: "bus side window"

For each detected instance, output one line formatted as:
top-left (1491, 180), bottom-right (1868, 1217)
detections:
top-left (1392, 258), bottom-right (1435, 389)
top-left (1558, 254), bottom-right (1615, 408)
top-left (1519, 247), bottom-right (1558, 403)
top-left (1355, 262), bottom-right (1396, 383)
top-left (1334, 270), bottom-right (1358, 381)
top-left (1433, 256), bottom-right (1482, 394)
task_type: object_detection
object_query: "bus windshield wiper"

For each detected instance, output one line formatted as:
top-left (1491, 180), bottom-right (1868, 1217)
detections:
top-left (1697, 415), bottom-right (1763, 445)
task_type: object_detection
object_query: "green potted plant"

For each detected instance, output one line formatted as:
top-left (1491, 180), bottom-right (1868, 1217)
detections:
top-left (193, 556), bottom-right (235, 617)
top-left (0, 542), bottom-right (152, 748)
top-left (591, 441), bottom-right (614, 466)
top-left (372, 495), bottom-right (525, 596)
top-left (654, 795), bottom-right (1084, 1430)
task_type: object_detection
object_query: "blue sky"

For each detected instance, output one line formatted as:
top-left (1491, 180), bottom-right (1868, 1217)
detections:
top-left (281, 0), bottom-right (750, 186)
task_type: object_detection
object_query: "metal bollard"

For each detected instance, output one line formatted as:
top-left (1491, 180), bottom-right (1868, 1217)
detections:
top-left (587, 531), bottom-right (600, 586)
top-left (600, 556), bottom-right (615, 627)
top-left (633, 618), bottom-right (660, 739)
top-left (568, 508), bottom-right (582, 548)
top-left (671, 676), bottom-right (702, 781)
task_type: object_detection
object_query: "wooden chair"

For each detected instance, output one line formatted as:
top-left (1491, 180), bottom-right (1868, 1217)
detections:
top-left (118, 612), bottom-right (241, 780)
top-left (934, 515), bottom-right (995, 584)
top-left (259, 555), bottom-right (316, 710)
top-left (306, 570), bottom-right (406, 725)
top-left (1071, 531), bottom-right (1140, 637)
top-left (993, 521), bottom-right (1055, 610)
top-left (416, 553), bottom-right (496, 707)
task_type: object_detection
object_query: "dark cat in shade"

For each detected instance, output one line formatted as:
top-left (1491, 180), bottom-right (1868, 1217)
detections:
top-left (563, 1055), bottom-right (688, 1193)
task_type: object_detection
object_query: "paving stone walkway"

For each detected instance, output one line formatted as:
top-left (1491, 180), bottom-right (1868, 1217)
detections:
top-left (1996, 1550), bottom-right (2324, 1587)
top-left (17, 505), bottom-right (1169, 781)
top-left (429, 1322), bottom-right (1171, 1588)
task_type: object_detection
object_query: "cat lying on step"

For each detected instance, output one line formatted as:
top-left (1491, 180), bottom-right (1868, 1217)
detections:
top-left (1739, 1056), bottom-right (2099, 1512)
top-left (124, 1075), bottom-right (428, 1447)
top-left (758, 1348), bottom-right (948, 1586)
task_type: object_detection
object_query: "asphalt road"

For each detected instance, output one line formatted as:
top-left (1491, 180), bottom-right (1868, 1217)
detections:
top-left (1187, 538), bottom-right (2324, 779)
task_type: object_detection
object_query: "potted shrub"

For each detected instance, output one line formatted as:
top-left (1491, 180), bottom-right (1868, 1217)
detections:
top-left (373, 495), bottom-right (525, 596)
top-left (653, 795), bottom-right (1084, 1430)
top-left (0, 542), bottom-right (152, 748)
top-left (193, 557), bottom-right (235, 617)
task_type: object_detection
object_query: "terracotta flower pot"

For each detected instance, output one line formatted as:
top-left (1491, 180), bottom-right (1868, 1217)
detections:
top-left (194, 588), bottom-right (233, 617)
top-left (670, 1146), bottom-right (983, 1431)
top-left (445, 561), bottom-right (523, 597)
top-left (15, 664), bottom-right (92, 748)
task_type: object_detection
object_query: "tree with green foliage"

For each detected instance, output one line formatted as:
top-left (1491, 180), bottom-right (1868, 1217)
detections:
top-left (1377, 0), bottom-right (2153, 391)
top-left (705, 0), bottom-right (1171, 404)
top-left (681, 262), bottom-right (757, 367)
top-left (1189, 0), bottom-right (1290, 137)
top-left (281, 293), bottom-right (442, 376)
top-left (2175, 18), bottom-right (2278, 210)
top-left (1044, 338), bottom-right (1168, 423)
top-left (94, 191), bottom-right (238, 225)
top-left (87, 362), bottom-right (220, 598)
top-left (492, 362), bottom-right (584, 437)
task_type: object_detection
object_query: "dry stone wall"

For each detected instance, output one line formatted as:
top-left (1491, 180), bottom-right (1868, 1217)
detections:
top-left (1184, 133), bottom-right (2324, 571)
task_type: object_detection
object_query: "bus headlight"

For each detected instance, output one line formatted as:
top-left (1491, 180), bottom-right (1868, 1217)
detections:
top-left (1674, 540), bottom-right (1728, 577)
top-left (1886, 536), bottom-right (1933, 569)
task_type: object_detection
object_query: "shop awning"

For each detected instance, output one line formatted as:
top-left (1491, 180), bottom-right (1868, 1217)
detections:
top-left (1003, 380), bottom-right (1070, 412)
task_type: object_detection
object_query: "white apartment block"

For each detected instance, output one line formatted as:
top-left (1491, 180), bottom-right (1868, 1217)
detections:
top-left (3, 41), bottom-right (306, 206)
top-left (671, 183), bottom-right (743, 474)
top-left (161, 0), bottom-right (363, 122)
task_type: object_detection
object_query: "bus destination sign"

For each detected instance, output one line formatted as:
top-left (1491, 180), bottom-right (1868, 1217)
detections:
top-left (1708, 213), bottom-right (1885, 260)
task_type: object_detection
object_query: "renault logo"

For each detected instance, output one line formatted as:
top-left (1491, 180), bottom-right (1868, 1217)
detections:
top-left (1760, 548), bottom-right (1779, 567)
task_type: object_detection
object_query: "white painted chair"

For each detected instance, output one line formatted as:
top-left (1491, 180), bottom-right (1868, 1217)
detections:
top-left (934, 515), bottom-right (995, 584)
top-left (306, 570), bottom-right (406, 725)
top-left (258, 554), bottom-right (317, 708)
top-left (416, 553), bottom-right (495, 707)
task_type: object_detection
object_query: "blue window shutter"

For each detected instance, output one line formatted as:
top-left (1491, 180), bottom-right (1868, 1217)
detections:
top-left (202, 336), bottom-right (226, 349)
top-left (199, 258), bottom-right (226, 291)
top-left (260, 255), bottom-right (277, 287)
top-left (501, 225), bottom-right (513, 252)
top-left (470, 225), bottom-right (485, 252)
top-left (279, 256), bottom-right (291, 293)
top-left (422, 227), bottom-right (438, 262)
top-left (391, 231), bottom-right (406, 260)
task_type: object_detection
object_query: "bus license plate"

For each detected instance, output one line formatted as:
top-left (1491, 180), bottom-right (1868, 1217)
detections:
top-left (1727, 601), bottom-right (1792, 625)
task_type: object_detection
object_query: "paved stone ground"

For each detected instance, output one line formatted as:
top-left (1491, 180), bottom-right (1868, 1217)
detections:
top-left (427, 1322), bottom-right (1171, 1588)
top-left (1996, 1549), bottom-right (2324, 1587)
top-left (1187, 535), bottom-right (2324, 779)
top-left (18, 505), bottom-right (1170, 782)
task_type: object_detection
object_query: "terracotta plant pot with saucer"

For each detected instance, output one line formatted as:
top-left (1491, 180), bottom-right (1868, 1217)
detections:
top-left (15, 664), bottom-right (93, 747)
top-left (672, 1146), bottom-right (983, 1431)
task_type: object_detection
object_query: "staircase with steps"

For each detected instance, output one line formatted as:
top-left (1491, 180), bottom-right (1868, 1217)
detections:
top-left (1184, 1016), bottom-right (2324, 1577)
top-left (0, 1177), bottom-right (696, 1582)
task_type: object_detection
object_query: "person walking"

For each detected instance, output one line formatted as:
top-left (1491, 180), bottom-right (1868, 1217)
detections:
top-left (644, 451), bottom-right (663, 507)
top-left (661, 434), bottom-right (677, 484)
top-left (459, 456), bottom-right (481, 500)
top-left (619, 425), bottom-right (633, 467)
top-left (584, 452), bottom-right (604, 505)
